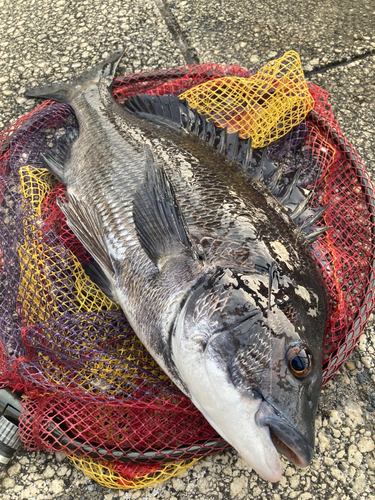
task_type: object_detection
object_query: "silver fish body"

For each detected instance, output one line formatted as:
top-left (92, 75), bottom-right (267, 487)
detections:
top-left (26, 50), bottom-right (328, 482)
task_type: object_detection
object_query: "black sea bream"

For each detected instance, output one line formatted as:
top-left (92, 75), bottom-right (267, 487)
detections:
top-left (26, 50), bottom-right (328, 482)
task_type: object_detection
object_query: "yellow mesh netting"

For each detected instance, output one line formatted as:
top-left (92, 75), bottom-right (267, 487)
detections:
top-left (68, 456), bottom-right (200, 489)
top-left (18, 166), bottom-right (170, 395)
top-left (18, 166), bottom-right (117, 325)
top-left (19, 166), bottom-right (57, 215)
top-left (16, 167), bottom-right (202, 488)
top-left (179, 51), bottom-right (314, 148)
top-left (35, 331), bottom-right (171, 395)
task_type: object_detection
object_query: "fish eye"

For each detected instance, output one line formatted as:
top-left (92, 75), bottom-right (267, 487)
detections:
top-left (286, 344), bottom-right (313, 378)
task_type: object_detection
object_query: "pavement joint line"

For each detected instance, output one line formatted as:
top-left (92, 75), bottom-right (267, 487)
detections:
top-left (305, 48), bottom-right (375, 77)
top-left (153, 0), bottom-right (200, 65)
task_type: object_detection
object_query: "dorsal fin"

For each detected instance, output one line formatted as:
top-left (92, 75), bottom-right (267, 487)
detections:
top-left (304, 225), bottom-right (331, 243)
top-left (299, 204), bottom-right (330, 232)
top-left (217, 127), bottom-right (227, 154)
top-left (289, 190), bottom-right (315, 220)
top-left (225, 131), bottom-right (239, 161)
top-left (123, 94), bottom-right (253, 170)
top-left (188, 106), bottom-right (199, 135)
top-left (236, 136), bottom-right (252, 169)
top-left (276, 166), bottom-right (302, 206)
top-left (123, 94), bottom-right (329, 243)
top-left (205, 121), bottom-right (216, 147)
top-left (248, 148), bottom-right (267, 181)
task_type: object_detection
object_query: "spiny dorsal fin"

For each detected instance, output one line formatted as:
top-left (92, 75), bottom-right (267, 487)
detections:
top-left (123, 95), bottom-right (253, 170)
top-left (218, 128), bottom-right (227, 154)
top-left (178, 99), bottom-right (189, 129)
top-left (300, 204), bottom-right (330, 231)
top-left (304, 225), bottom-right (331, 243)
top-left (206, 121), bottom-right (216, 147)
top-left (276, 166), bottom-right (302, 206)
top-left (225, 131), bottom-right (239, 161)
top-left (168, 97), bottom-right (182, 124)
top-left (290, 190), bottom-right (315, 220)
top-left (57, 195), bottom-right (115, 280)
top-left (188, 107), bottom-right (199, 135)
top-left (123, 94), bottom-right (329, 242)
top-left (199, 114), bottom-right (208, 141)
top-left (133, 147), bottom-right (201, 267)
top-left (248, 148), bottom-right (267, 181)
top-left (236, 136), bottom-right (252, 170)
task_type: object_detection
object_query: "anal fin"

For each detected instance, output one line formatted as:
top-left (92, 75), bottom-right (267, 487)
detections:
top-left (82, 261), bottom-right (119, 304)
top-left (42, 128), bottom-right (78, 183)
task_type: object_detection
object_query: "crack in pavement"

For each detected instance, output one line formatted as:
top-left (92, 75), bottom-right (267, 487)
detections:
top-left (305, 48), bottom-right (375, 77)
top-left (152, 1), bottom-right (374, 75)
top-left (154, 0), bottom-right (200, 65)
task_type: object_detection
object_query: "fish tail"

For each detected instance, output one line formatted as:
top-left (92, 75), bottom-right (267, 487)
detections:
top-left (25, 49), bottom-right (125, 104)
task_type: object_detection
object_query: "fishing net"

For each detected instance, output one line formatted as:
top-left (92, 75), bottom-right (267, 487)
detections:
top-left (178, 51), bottom-right (314, 148)
top-left (0, 51), bottom-right (374, 489)
top-left (67, 456), bottom-right (200, 490)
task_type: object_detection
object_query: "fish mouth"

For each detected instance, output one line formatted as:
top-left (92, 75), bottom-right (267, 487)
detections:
top-left (269, 427), bottom-right (311, 467)
top-left (256, 401), bottom-right (314, 468)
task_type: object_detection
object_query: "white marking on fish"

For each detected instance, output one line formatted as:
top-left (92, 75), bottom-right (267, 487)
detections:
top-left (242, 274), bottom-right (271, 309)
top-left (295, 285), bottom-right (311, 303)
top-left (312, 291), bottom-right (319, 307)
top-left (270, 240), bottom-right (293, 270)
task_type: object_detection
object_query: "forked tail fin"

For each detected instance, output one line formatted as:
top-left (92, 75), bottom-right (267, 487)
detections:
top-left (25, 49), bottom-right (125, 104)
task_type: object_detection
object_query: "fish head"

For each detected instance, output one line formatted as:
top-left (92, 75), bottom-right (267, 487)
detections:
top-left (172, 264), bottom-right (327, 482)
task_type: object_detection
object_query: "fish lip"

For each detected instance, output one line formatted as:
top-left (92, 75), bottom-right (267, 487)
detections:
top-left (255, 400), bottom-right (314, 468)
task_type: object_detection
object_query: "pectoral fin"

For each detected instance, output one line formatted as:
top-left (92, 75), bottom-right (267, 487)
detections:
top-left (133, 147), bottom-right (202, 268)
top-left (57, 194), bottom-right (115, 281)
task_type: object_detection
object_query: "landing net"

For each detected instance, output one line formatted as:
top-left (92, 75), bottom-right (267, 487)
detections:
top-left (0, 51), bottom-right (374, 489)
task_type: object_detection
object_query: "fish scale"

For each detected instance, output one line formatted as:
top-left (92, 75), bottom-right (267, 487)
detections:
top-left (26, 50), bottom-right (328, 483)
top-left (111, 117), bottom-right (294, 270)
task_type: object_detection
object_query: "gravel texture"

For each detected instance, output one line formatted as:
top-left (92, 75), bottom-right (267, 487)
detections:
top-left (1, 0), bottom-right (375, 499)
top-left (0, 0), bottom-right (185, 130)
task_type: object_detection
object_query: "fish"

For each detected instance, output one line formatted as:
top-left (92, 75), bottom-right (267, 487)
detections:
top-left (25, 50), bottom-right (328, 482)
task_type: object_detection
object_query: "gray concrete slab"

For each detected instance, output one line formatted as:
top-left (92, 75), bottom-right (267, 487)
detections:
top-left (1, 1), bottom-right (375, 500)
top-left (165, 0), bottom-right (375, 70)
top-left (0, 0), bottom-right (185, 129)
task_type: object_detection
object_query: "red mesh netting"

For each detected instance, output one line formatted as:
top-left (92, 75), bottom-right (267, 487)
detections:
top-left (307, 83), bottom-right (375, 379)
top-left (18, 394), bottom-right (224, 462)
top-left (0, 60), bottom-right (374, 480)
